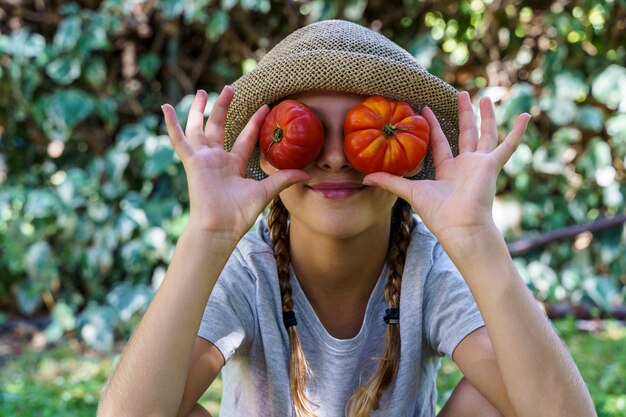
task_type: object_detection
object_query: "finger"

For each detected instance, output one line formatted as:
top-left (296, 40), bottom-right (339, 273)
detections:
top-left (185, 90), bottom-right (209, 147)
top-left (362, 172), bottom-right (414, 203)
top-left (204, 85), bottom-right (235, 147)
top-left (492, 113), bottom-right (531, 166)
top-left (457, 91), bottom-right (478, 153)
top-left (477, 96), bottom-right (499, 152)
top-left (422, 107), bottom-right (453, 169)
top-left (232, 104), bottom-right (270, 160)
top-left (162, 104), bottom-right (193, 161)
top-left (260, 170), bottom-right (311, 202)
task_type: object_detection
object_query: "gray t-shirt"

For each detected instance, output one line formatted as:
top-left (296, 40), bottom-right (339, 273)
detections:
top-left (198, 217), bottom-right (484, 417)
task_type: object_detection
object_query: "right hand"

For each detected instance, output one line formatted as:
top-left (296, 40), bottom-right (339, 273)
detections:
top-left (162, 86), bottom-right (310, 242)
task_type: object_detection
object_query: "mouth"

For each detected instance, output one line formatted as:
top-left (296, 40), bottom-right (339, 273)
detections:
top-left (306, 181), bottom-right (367, 200)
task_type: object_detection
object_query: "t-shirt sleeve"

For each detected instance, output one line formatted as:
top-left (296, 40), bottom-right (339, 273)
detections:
top-left (197, 248), bottom-right (257, 363)
top-left (423, 243), bottom-right (484, 358)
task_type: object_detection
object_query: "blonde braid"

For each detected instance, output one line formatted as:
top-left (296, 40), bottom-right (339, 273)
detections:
top-left (345, 199), bottom-right (413, 416)
top-left (267, 197), bottom-right (317, 417)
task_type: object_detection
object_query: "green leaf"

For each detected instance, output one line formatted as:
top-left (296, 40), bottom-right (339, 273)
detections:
top-left (138, 53), bottom-right (161, 80)
top-left (116, 123), bottom-right (152, 151)
top-left (547, 98), bottom-right (577, 126)
top-left (160, 0), bottom-right (185, 18)
top-left (36, 89), bottom-right (95, 141)
top-left (583, 276), bottom-right (618, 312)
top-left (143, 136), bottom-right (174, 178)
top-left (8, 29), bottom-right (46, 58)
top-left (80, 13), bottom-right (111, 52)
top-left (207, 10), bottom-right (229, 41)
top-left (606, 113), bottom-right (626, 152)
top-left (51, 88), bottom-right (95, 127)
top-left (46, 301), bottom-right (77, 342)
top-left (25, 241), bottom-right (59, 286)
top-left (46, 55), bottom-right (82, 85)
top-left (106, 282), bottom-right (154, 322)
top-left (16, 278), bottom-right (43, 315)
top-left (591, 64), bottom-right (626, 110)
top-left (239, 0), bottom-right (270, 12)
top-left (95, 97), bottom-right (119, 126)
top-left (77, 305), bottom-right (117, 352)
top-left (105, 146), bottom-right (130, 181)
top-left (575, 106), bottom-right (605, 132)
top-left (53, 16), bottom-right (82, 52)
top-left (554, 70), bottom-right (588, 101)
top-left (83, 56), bottom-right (107, 88)
top-left (25, 190), bottom-right (62, 219)
top-left (576, 137), bottom-right (613, 178)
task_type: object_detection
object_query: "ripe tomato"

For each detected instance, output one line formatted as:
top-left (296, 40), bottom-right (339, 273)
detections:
top-left (343, 96), bottom-right (430, 176)
top-left (259, 99), bottom-right (324, 170)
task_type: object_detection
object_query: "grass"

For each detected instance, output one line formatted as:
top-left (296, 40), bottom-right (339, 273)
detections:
top-left (0, 319), bottom-right (624, 416)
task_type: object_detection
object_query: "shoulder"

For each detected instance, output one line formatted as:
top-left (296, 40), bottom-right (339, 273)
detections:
top-left (217, 217), bottom-right (277, 288)
top-left (406, 216), bottom-right (448, 270)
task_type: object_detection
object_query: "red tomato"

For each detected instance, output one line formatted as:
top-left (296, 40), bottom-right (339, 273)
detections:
top-left (343, 96), bottom-right (430, 176)
top-left (259, 99), bottom-right (324, 170)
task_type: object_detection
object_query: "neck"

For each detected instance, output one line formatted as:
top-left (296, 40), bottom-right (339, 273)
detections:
top-left (288, 218), bottom-right (391, 315)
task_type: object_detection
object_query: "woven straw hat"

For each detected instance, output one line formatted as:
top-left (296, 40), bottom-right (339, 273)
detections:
top-left (224, 19), bottom-right (459, 180)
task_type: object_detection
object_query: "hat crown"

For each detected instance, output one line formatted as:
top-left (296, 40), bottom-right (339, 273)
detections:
top-left (260, 20), bottom-right (419, 69)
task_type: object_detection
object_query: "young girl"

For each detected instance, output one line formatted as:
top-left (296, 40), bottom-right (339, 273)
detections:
top-left (98, 20), bottom-right (595, 417)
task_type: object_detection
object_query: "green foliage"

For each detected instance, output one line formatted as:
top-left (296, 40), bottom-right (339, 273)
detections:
top-left (0, 320), bottom-right (623, 416)
top-left (0, 1), bottom-right (625, 350)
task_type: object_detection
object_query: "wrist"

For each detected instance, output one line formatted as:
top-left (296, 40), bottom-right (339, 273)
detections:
top-left (436, 222), bottom-right (514, 273)
top-left (180, 223), bottom-right (241, 254)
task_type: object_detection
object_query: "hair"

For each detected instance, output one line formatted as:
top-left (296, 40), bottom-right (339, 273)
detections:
top-left (267, 196), bottom-right (414, 417)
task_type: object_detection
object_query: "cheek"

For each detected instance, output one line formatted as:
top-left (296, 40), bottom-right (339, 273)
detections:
top-left (259, 153), bottom-right (279, 176)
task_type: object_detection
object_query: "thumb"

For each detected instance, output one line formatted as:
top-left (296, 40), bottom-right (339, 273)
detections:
top-left (363, 173), bottom-right (414, 202)
top-left (260, 170), bottom-right (310, 202)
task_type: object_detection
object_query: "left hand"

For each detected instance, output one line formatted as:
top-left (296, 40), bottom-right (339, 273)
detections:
top-left (363, 91), bottom-right (531, 247)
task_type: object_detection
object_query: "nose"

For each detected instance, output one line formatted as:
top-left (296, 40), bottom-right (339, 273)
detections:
top-left (316, 124), bottom-right (352, 172)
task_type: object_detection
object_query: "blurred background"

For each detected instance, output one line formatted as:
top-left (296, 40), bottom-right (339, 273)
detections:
top-left (0, 0), bottom-right (624, 416)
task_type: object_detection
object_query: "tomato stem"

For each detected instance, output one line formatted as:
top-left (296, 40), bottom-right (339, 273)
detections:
top-left (382, 123), bottom-right (397, 137)
top-left (266, 124), bottom-right (283, 153)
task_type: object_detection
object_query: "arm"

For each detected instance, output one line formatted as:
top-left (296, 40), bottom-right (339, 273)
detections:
top-left (97, 87), bottom-right (308, 417)
top-left (364, 92), bottom-right (595, 417)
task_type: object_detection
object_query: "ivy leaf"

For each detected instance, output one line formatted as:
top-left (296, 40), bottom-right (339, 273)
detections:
top-left (78, 305), bottom-right (118, 352)
top-left (50, 89), bottom-right (95, 127)
top-left (554, 70), bottom-right (588, 101)
top-left (207, 10), bottom-right (229, 41)
top-left (8, 29), bottom-right (46, 58)
top-left (138, 53), bottom-right (161, 80)
top-left (46, 55), bottom-right (82, 84)
top-left (576, 106), bottom-right (604, 132)
top-left (591, 64), bottom-right (626, 111)
top-left (53, 15), bottom-right (82, 52)
top-left (83, 56), bottom-right (107, 88)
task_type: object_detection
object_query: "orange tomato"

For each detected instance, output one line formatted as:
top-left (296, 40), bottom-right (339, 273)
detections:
top-left (343, 96), bottom-right (430, 176)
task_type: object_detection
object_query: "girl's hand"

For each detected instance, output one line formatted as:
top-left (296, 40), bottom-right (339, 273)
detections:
top-left (162, 87), bottom-right (310, 241)
top-left (363, 91), bottom-right (531, 248)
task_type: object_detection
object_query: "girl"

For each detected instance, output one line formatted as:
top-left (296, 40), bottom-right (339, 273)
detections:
top-left (98, 20), bottom-right (595, 417)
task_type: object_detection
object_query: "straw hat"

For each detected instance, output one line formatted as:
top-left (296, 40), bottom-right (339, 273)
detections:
top-left (224, 19), bottom-right (459, 180)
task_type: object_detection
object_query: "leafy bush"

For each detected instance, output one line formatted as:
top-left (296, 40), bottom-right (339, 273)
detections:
top-left (0, 1), bottom-right (624, 350)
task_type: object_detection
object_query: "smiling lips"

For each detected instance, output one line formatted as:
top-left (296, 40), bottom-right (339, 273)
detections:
top-left (307, 181), bottom-right (367, 200)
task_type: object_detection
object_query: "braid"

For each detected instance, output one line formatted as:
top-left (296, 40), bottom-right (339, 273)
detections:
top-left (267, 197), bottom-right (317, 417)
top-left (345, 198), bottom-right (413, 416)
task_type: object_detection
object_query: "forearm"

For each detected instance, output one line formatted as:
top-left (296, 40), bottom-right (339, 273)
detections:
top-left (441, 224), bottom-right (595, 417)
top-left (98, 227), bottom-right (237, 417)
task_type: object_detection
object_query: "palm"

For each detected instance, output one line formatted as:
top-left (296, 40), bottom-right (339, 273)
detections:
top-left (162, 88), bottom-right (308, 240)
top-left (364, 92), bottom-right (530, 246)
